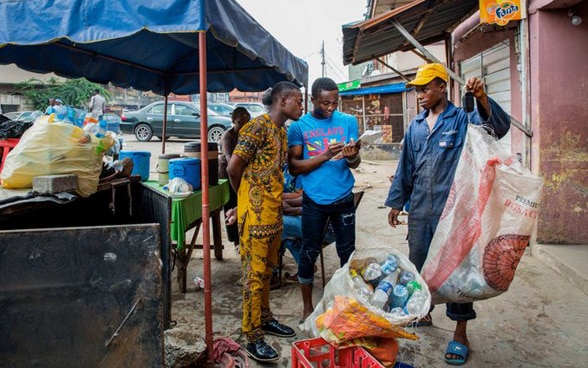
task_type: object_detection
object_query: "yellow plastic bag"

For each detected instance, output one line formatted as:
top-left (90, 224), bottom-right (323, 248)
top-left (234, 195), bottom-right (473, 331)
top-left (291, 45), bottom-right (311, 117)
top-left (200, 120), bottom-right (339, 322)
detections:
top-left (0, 115), bottom-right (114, 197)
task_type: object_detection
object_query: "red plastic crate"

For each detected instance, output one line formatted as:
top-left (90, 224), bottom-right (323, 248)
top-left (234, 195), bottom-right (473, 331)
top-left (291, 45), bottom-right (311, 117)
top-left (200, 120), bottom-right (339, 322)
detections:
top-left (0, 138), bottom-right (19, 173)
top-left (292, 337), bottom-right (384, 368)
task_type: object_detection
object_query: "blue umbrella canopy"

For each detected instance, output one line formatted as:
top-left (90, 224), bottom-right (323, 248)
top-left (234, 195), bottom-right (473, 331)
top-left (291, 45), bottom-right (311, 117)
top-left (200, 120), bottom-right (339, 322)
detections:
top-left (0, 0), bottom-right (308, 94)
top-left (0, 1), bottom-right (309, 361)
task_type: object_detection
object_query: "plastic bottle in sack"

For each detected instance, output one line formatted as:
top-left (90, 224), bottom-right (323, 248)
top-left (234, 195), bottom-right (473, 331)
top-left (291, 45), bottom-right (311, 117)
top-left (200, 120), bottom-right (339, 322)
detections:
top-left (406, 280), bottom-right (422, 295)
top-left (361, 262), bottom-right (382, 287)
top-left (404, 290), bottom-right (427, 315)
top-left (350, 269), bottom-right (374, 299)
top-left (388, 284), bottom-right (409, 309)
top-left (398, 270), bottom-right (415, 285)
top-left (369, 270), bottom-right (400, 310)
top-left (389, 307), bottom-right (406, 317)
top-left (380, 253), bottom-right (399, 275)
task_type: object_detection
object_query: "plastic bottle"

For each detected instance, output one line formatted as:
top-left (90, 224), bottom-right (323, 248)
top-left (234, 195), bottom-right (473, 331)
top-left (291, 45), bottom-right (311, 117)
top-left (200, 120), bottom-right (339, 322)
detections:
top-left (389, 307), bottom-right (406, 317)
top-left (369, 270), bottom-right (399, 310)
top-left (406, 280), bottom-right (422, 295)
top-left (404, 290), bottom-right (427, 315)
top-left (350, 269), bottom-right (373, 299)
top-left (361, 262), bottom-right (382, 287)
top-left (388, 284), bottom-right (409, 309)
top-left (398, 270), bottom-right (415, 285)
top-left (380, 253), bottom-right (400, 275)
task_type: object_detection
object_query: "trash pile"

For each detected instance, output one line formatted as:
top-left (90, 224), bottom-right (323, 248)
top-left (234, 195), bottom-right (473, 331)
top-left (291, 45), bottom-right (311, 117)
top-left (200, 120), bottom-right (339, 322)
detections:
top-left (0, 113), bottom-right (121, 197)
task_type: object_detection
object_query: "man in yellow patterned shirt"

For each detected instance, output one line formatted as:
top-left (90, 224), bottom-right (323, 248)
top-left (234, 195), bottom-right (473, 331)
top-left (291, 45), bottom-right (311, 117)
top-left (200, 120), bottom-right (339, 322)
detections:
top-left (227, 81), bottom-right (304, 362)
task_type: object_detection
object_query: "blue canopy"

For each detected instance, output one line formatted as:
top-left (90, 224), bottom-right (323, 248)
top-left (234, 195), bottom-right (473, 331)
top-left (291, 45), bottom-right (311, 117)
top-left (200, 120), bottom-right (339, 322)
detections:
top-left (0, 0), bottom-right (308, 95)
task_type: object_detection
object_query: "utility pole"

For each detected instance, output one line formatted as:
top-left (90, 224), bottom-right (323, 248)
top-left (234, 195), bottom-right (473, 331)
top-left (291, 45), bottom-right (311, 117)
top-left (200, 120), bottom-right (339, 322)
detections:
top-left (321, 40), bottom-right (326, 77)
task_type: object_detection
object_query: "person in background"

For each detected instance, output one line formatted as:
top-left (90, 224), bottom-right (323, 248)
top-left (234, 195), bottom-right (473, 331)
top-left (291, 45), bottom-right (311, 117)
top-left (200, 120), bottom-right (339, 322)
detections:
top-left (287, 77), bottom-right (362, 321)
top-left (279, 161), bottom-right (335, 283)
top-left (280, 160), bottom-right (303, 281)
top-left (45, 98), bottom-right (56, 115)
top-left (52, 99), bottom-right (68, 120)
top-left (89, 89), bottom-right (106, 120)
top-left (385, 63), bottom-right (510, 365)
top-left (226, 81), bottom-right (304, 362)
top-left (219, 107), bottom-right (251, 252)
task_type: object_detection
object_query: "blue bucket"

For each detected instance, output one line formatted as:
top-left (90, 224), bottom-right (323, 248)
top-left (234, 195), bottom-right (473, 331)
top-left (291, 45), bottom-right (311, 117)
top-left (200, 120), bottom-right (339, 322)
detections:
top-left (169, 158), bottom-right (201, 190)
top-left (119, 150), bottom-right (151, 181)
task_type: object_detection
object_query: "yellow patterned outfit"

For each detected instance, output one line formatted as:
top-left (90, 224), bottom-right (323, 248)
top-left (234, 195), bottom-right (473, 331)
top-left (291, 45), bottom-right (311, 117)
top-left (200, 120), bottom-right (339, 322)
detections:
top-left (233, 114), bottom-right (287, 342)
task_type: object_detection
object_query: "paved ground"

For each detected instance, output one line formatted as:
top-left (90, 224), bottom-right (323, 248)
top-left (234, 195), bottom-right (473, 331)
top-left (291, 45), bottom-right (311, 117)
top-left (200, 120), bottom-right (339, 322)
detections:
top-left (162, 159), bottom-right (588, 368)
top-left (120, 136), bottom-right (588, 367)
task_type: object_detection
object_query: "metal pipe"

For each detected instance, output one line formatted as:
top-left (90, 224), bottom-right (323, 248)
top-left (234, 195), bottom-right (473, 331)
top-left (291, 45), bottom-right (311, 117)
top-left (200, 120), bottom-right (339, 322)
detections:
top-left (392, 18), bottom-right (532, 137)
top-left (198, 31), bottom-right (214, 364)
top-left (161, 96), bottom-right (169, 154)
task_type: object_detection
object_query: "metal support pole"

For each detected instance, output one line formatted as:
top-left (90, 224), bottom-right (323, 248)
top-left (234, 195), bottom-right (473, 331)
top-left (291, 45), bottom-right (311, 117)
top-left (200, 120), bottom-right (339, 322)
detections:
top-left (391, 18), bottom-right (532, 137)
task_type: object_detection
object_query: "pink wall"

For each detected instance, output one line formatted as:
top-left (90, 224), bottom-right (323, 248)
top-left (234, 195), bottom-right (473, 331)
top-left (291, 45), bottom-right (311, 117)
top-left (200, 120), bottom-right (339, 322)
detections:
top-left (529, 4), bottom-right (588, 243)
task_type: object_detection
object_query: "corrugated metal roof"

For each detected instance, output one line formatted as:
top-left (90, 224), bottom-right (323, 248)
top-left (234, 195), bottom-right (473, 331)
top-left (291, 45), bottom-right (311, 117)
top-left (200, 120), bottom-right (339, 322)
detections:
top-left (343, 0), bottom-right (479, 66)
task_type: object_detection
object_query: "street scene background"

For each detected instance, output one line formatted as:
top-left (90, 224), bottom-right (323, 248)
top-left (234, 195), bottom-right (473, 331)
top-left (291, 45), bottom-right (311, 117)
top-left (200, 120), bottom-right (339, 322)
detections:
top-left (122, 134), bottom-right (588, 368)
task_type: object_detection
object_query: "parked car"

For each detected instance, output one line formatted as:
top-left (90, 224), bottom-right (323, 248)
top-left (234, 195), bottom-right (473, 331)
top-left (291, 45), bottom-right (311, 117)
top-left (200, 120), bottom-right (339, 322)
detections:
top-left (208, 102), bottom-right (234, 117)
top-left (101, 113), bottom-right (122, 134)
top-left (120, 101), bottom-right (232, 143)
top-left (3, 110), bottom-right (42, 123)
top-left (233, 102), bottom-right (266, 117)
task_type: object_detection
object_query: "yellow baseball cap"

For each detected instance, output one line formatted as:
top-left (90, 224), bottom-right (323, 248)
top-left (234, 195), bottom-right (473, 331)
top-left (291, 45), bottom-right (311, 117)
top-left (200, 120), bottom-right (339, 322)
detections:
top-left (406, 63), bottom-right (449, 87)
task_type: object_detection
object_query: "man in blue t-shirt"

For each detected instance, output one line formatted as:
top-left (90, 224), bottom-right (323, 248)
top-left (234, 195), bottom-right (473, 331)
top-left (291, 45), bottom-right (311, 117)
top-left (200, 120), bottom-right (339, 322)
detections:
top-left (287, 77), bottom-right (362, 320)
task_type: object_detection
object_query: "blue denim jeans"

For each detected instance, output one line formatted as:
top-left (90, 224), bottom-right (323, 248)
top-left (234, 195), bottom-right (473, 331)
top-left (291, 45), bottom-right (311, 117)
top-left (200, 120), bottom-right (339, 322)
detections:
top-left (408, 217), bottom-right (476, 321)
top-left (298, 192), bottom-right (356, 284)
top-left (282, 215), bottom-right (302, 264)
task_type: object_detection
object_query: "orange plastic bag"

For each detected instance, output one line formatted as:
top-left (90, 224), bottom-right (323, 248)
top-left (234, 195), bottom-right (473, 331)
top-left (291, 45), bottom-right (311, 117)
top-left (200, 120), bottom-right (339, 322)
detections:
top-left (316, 296), bottom-right (417, 367)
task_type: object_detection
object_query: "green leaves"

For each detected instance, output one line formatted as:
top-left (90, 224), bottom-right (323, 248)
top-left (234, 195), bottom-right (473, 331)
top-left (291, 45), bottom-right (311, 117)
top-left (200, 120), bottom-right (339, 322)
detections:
top-left (15, 78), bottom-right (110, 110)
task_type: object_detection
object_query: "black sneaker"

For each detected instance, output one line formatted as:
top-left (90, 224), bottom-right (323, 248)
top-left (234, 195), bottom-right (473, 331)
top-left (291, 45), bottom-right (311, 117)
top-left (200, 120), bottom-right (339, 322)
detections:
top-left (246, 339), bottom-right (279, 362)
top-left (262, 318), bottom-right (296, 338)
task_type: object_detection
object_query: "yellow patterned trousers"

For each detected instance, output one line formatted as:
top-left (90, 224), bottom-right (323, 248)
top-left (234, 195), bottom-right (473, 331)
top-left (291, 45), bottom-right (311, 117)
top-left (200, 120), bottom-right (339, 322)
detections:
top-left (239, 221), bottom-right (281, 342)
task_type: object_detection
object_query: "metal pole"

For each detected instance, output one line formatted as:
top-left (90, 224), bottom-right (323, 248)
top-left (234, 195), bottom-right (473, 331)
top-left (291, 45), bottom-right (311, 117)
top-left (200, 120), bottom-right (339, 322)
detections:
top-left (161, 97), bottom-right (168, 154)
top-left (198, 31), bottom-right (214, 365)
top-left (391, 18), bottom-right (532, 137)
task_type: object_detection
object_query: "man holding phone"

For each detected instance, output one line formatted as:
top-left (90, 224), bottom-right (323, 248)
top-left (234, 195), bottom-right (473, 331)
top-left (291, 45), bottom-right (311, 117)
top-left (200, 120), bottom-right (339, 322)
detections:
top-left (287, 77), bottom-right (362, 321)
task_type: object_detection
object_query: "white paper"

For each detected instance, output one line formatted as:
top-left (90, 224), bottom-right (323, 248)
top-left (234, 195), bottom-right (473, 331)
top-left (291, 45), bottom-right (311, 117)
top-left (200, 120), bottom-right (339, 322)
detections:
top-left (358, 129), bottom-right (384, 144)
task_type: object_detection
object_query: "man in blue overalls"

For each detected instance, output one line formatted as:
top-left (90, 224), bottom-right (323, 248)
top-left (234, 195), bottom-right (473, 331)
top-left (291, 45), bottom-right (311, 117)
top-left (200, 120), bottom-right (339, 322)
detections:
top-left (385, 63), bottom-right (510, 365)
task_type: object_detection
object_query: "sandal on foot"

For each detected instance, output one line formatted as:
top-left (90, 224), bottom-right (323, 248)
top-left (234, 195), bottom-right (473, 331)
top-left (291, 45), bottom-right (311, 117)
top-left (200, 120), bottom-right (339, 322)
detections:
top-left (445, 340), bottom-right (469, 365)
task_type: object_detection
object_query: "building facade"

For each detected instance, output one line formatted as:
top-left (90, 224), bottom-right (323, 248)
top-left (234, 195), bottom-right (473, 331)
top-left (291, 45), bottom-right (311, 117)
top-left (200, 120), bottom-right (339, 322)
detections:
top-left (344, 0), bottom-right (588, 244)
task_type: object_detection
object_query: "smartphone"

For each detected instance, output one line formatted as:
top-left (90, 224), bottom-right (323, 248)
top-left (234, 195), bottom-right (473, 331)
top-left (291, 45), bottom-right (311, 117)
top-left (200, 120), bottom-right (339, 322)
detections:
top-left (462, 92), bottom-right (474, 112)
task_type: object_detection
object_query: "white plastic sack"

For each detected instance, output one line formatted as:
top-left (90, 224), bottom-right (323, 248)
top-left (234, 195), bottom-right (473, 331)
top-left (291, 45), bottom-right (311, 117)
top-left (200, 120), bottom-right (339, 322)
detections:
top-left (301, 246), bottom-right (431, 337)
top-left (0, 115), bottom-right (114, 197)
top-left (421, 125), bottom-right (543, 304)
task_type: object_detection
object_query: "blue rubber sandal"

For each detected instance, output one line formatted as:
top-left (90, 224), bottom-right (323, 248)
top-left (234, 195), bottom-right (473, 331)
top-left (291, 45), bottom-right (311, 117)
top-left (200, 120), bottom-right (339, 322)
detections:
top-left (445, 340), bottom-right (468, 365)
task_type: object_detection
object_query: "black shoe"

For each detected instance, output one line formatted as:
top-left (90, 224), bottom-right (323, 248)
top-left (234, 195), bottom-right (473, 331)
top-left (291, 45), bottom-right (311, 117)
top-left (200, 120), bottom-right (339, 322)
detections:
top-left (246, 339), bottom-right (279, 362)
top-left (262, 318), bottom-right (296, 338)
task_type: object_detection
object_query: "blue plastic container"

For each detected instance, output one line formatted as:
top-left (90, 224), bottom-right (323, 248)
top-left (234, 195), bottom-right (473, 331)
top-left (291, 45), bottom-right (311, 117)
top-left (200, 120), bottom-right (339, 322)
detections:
top-left (169, 157), bottom-right (201, 190)
top-left (119, 150), bottom-right (151, 181)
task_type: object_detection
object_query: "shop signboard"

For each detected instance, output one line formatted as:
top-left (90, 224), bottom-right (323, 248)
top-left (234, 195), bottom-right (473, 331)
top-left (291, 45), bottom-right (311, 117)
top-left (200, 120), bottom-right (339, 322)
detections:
top-left (480, 0), bottom-right (526, 26)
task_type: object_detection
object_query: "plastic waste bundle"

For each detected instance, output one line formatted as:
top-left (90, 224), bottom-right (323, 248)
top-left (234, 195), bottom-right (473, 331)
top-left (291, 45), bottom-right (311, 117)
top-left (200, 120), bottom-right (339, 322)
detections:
top-left (347, 252), bottom-right (428, 316)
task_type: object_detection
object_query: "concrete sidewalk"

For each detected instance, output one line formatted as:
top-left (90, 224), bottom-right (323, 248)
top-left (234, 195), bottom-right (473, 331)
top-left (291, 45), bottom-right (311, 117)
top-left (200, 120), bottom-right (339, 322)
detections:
top-left (167, 160), bottom-right (588, 367)
top-left (533, 243), bottom-right (588, 296)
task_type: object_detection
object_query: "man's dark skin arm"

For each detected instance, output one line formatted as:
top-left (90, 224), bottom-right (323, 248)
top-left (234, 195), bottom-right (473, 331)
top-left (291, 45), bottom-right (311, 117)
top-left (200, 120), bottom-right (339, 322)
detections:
top-left (283, 191), bottom-right (302, 216)
top-left (225, 154), bottom-right (247, 225)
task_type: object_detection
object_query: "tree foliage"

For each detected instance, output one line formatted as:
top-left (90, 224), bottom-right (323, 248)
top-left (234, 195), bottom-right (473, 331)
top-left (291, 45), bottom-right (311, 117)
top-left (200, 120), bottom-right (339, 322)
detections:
top-left (15, 78), bottom-right (110, 111)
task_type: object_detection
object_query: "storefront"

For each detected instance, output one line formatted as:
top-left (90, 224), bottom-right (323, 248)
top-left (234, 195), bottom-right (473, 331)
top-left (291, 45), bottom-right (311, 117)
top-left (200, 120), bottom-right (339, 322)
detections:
top-left (339, 83), bottom-right (408, 144)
